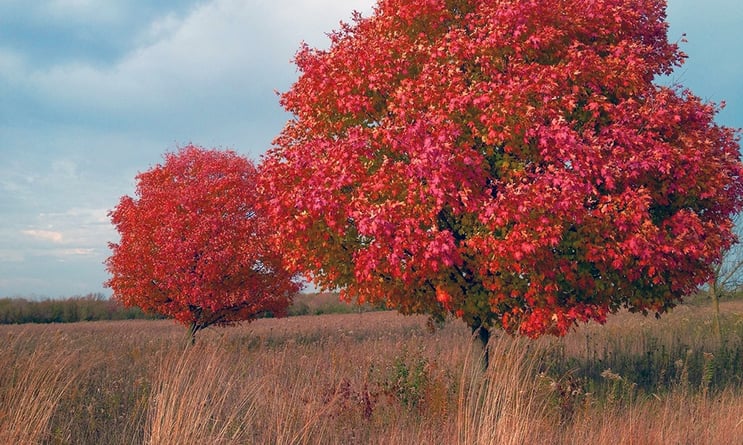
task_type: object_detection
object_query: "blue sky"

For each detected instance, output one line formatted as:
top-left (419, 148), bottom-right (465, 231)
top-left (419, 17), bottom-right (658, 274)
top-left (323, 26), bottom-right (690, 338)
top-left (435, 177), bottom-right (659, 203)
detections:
top-left (0, 0), bottom-right (741, 298)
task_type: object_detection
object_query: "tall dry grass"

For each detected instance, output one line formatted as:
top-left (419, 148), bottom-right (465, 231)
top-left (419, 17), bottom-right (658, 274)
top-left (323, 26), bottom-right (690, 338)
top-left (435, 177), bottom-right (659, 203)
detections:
top-left (1, 301), bottom-right (742, 444)
top-left (145, 345), bottom-right (259, 445)
top-left (456, 337), bottom-right (553, 445)
top-left (0, 329), bottom-right (80, 444)
top-left (560, 389), bottom-right (743, 444)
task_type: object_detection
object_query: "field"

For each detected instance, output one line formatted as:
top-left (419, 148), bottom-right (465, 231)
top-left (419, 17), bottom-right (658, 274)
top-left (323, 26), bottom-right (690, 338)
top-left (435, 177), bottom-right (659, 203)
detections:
top-left (2, 298), bottom-right (743, 444)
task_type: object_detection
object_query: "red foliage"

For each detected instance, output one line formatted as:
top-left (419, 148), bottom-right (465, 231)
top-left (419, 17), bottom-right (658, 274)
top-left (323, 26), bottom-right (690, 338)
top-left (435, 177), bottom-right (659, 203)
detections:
top-left (260, 0), bottom-right (743, 337)
top-left (106, 145), bottom-right (301, 336)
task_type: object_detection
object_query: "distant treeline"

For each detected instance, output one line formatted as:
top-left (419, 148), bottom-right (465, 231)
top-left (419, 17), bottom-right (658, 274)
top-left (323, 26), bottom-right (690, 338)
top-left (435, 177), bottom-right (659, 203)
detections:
top-left (0, 294), bottom-right (161, 324)
top-left (3, 290), bottom-right (740, 325)
top-left (0, 292), bottom-right (384, 325)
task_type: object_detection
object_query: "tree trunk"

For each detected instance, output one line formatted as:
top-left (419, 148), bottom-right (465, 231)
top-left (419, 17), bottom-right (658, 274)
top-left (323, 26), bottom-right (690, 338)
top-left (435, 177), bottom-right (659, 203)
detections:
top-left (188, 321), bottom-right (198, 346)
top-left (472, 324), bottom-right (491, 369)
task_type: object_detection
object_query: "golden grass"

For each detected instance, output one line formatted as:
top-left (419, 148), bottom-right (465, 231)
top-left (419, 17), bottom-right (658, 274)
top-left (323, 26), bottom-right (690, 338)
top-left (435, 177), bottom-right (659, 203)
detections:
top-left (559, 389), bottom-right (743, 444)
top-left (456, 337), bottom-right (554, 445)
top-left (145, 345), bottom-right (259, 445)
top-left (0, 329), bottom-right (81, 444)
top-left (1, 301), bottom-right (742, 444)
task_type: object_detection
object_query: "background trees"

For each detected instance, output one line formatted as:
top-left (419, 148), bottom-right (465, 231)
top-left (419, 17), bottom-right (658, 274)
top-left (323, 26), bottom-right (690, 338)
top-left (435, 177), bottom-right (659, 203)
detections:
top-left (106, 145), bottom-right (300, 341)
top-left (260, 0), bottom-right (743, 351)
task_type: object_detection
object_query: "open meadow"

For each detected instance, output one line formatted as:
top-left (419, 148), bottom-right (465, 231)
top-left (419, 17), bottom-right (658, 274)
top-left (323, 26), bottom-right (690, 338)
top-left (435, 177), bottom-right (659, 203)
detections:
top-left (2, 298), bottom-right (743, 444)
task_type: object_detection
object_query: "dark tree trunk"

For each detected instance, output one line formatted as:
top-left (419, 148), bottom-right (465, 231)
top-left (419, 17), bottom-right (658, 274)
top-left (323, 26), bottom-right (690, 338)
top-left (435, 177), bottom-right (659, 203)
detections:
top-left (187, 306), bottom-right (205, 346)
top-left (472, 324), bottom-right (491, 369)
top-left (188, 321), bottom-right (198, 345)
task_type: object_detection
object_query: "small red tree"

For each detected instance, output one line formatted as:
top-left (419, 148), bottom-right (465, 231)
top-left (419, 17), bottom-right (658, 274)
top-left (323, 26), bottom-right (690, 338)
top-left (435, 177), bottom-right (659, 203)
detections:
top-left (106, 145), bottom-right (301, 342)
top-left (260, 0), bottom-right (743, 355)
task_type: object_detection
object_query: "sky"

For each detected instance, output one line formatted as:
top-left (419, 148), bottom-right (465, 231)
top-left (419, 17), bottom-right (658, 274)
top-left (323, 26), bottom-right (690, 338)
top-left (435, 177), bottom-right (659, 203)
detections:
top-left (0, 0), bottom-right (741, 299)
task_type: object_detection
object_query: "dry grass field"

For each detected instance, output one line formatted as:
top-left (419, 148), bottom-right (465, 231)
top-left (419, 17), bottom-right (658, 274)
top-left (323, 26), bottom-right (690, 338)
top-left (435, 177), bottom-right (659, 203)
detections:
top-left (2, 299), bottom-right (743, 444)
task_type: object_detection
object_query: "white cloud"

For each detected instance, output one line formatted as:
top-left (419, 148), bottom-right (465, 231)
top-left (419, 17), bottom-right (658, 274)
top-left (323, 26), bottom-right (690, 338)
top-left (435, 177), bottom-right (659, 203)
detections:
top-left (23, 0), bottom-right (374, 119)
top-left (136, 12), bottom-right (182, 47)
top-left (63, 207), bottom-right (111, 224)
top-left (34, 208), bottom-right (115, 245)
top-left (22, 229), bottom-right (64, 243)
top-left (16, 208), bottom-right (113, 252)
top-left (55, 247), bottom-right (97, 257)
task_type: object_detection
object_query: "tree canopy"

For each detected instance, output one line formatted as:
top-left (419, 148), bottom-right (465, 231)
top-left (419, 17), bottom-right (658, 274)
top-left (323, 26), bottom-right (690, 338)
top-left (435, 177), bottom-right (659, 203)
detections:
top-left (260, 0), bottom-right (743, 339)
top-left (107, 145), bottom-right (301, 340)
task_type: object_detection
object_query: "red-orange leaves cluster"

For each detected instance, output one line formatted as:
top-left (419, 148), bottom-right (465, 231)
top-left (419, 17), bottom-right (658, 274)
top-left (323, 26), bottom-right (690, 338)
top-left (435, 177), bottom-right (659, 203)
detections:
top-left (106, 145), bottom-right (300, 339)
top-left (260, 0), bottom-right (743, 339)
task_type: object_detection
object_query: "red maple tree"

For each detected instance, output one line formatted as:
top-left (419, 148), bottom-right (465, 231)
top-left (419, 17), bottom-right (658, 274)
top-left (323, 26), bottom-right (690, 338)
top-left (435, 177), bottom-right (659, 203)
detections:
top-left (260, 0), bottom-right (743, 349)
top-left (106, 145), bottom-right (301, 341)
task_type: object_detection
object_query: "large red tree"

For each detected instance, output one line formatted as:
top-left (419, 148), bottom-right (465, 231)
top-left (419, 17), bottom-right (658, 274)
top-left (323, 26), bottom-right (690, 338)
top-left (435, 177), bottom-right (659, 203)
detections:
top-left (260, 0), bottom-right (743, 346)
top-left (106, 145), bottom-right (300, 341)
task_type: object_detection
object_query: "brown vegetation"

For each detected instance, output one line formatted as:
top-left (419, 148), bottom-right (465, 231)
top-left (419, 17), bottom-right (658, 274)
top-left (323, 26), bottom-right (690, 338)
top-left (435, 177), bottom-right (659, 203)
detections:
top-left (1, 300), bottom-right (742, 444)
